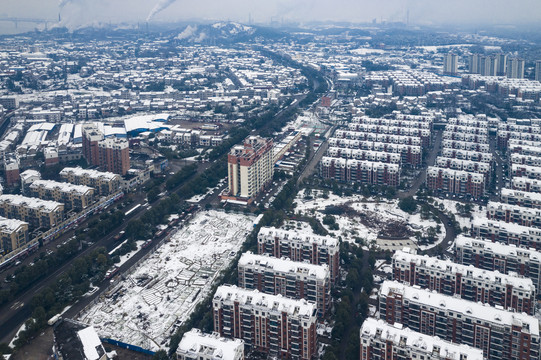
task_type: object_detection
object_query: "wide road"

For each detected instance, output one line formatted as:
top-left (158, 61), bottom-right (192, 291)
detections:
top-left (399, 129), bottom-right (442, 199)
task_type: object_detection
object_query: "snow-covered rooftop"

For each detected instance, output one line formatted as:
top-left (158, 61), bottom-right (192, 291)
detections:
top-left (0, 194), bottom-right (63, 212)
top-left (393, 249), bottom-right (534, 292)
top-left (177, 329), bottom-right (243, 360)
top-left (361, 318), bottom-right (484, 360)
top-left (214, 285), bottom-right (317, 318)
top-left (380, 280), bottom-right (539, 335)
top-left (238, 252), bottom-right (329, 280)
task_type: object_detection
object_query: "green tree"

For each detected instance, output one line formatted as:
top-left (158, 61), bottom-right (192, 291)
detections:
top-left (398, 196), bottom-right (417, 214)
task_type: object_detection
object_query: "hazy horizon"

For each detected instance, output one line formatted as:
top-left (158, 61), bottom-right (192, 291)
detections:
top-left (0, 0), bottom-right (540, 34)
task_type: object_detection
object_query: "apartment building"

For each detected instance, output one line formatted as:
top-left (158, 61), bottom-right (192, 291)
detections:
top-left (238, 252), bottom-right (330, 317)
top-left (359, 318), bottom-right (484, 360)
top-left (82, 124), bottom-right (130, 175)
top-left (501, 188), bottom-right (541, 209)
top-left (511, 154), bottom-right (541, 168)
top-left (328, 139), bottom-right (421, 167)
top-left (98, 137), bottom-right (130, 175)
top-left (0, 217), bottom-right (29, 254)
top-left (326, 148), bottom-right (401, 164)
top-left (441, 140), bottom-right (490, 153)
top-left (512, 177), bottom-right (541, 193)
top-left (434, 157), bottom-right (490, 178)
top-left (379, 280), bottom-right (540, 360)
top-left (486, 201), bottom-right (541, 228)
top-left (392, 249), bottom-right (535, 314)
top-left (176, 329), bottom-right (244, 360)
top-left (213, 285), bottom-right (318, 360)
top-left (337, 127), bottom-right (431, 147)
top-left (0, 195), bottom-right (64, 230)
top-left (454, 235), bottom-right (541, 296)
top-left (257, 227), bottom-right (339, 284)
top-left (333, 131), bottom-right (423, 148)
top-left (426, 167), bottom-right (485, 199)
top-left (440, 148), bottom-right (492, 163)
top-left (222, 136), bottom-right (273, 204)
top-left (60, 167), bottom-right (121, 196)
top-left (28, 180), bottom-right (94, 211)
top-left (513, 163), bottom-right (541, 180)
top-left (320, 157), bottom-right (400, 187)
top-left (471, 217), bottom-right (541, 250)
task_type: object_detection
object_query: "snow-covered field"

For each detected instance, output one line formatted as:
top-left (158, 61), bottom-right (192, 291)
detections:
top-left (432, 198), bottom-right (486, 230)
top-left (78, 210), bottom-right (255, 352)
top-left (294, 190), bottom-right (445, 250)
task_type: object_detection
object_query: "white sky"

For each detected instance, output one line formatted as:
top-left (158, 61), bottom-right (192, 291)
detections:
top-left (0, 0), bottom-right (540, 31)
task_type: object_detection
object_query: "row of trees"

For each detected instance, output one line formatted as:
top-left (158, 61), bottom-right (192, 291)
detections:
top-left (11, 247), bottom-right (111, 349)
top-left (323, 243), bottom-right (374, 360)
top-left (0, 210), bottom-right (124, 308)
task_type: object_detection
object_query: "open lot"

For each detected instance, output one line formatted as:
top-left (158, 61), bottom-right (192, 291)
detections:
top-left (77, 210), bottom-right (255, 352)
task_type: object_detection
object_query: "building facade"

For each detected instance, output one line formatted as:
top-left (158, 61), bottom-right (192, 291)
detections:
top-left (213, 285), bottom-right (318, 360)
top-left (392, 249), bottom-right (535, 314)
top-left (454, 235), bottom-right (541, 299)
top-left (238, 252), bottom-right (330, 317)
top-left (0, 217), bottom-right (29, 254)
top-left (257, 227), bottom-right (339, 284)
top-left (0, 195), bottom-right (64, 230)
top-left (379, 280), bottom-right (540, 360)
top-left (426, 166), bottom-right (485, 199)
top-left (223, 136), bottom-right (274, 204)
top-left (360, 318), bottom-right (484, 360)
top-left (60, 167), bottom-right (121, 196)
top-left (29, 180), bottom-right (94, 211)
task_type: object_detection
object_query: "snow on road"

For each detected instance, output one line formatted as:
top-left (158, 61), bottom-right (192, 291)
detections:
top-left (77, 210), bottom-right (254, 352)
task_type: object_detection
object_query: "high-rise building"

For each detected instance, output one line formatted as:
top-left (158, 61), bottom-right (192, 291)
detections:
top-left (98, 137), bottom-right (130, 175)
top-left (82, 124), bottom-right (103, 167)
top-left (497, 53), bottom-right (508, 76)
top-left (392, 248), bottom-right (535, 314)
top-left (237, 252), bottom-right (331, 317)
top-left (360, 318), bottom-right (484, 360)
top-left (222, 136), bottom-right (273, 204)
top-left (481, 55), bottom-right (499, 76)
top-left (469, 54), bottom-right (480, 74)
top-left (507, 58), bottom-right (525, 79)
top-left (536, 60), bottom-right (541, 82)
top-left (212, 285), bottom-right (317, 360)
top-left (454, 235), bottom-right (541, 295)
top-left (176, 329), bottom-right (244, 360)
top-left (443, 53), bottom-right (458, 76)
top-left (82, 124), bottom-right (130, 175)
top-left (257, 226), bottom-right (340, 284)
top-left (4, 160), bottom-right (19, 187)
top-left (379, 280), bottom-right (540, 360)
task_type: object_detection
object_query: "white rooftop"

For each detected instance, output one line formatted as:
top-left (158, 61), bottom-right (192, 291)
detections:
top-left (177, 329), bottom-right (243, 360)
top-left (361, 318), bottom-right (484, 360)
top-left (258, 226), bottom-right (338, 248)
top-left (380, 280), bottom-right (539, 335)
top-left (394, 249), bottom-right (534, 292)
top-left (0, 194), bottom-right (63, 212)
top-left (238, 252), bottom-right (329, 280)
top-left (214, 285), bottom-right (317, 318)
top-left (0, 216), bottom-right (27, 233)
top-left (60, 167), bottom-right (119, 181)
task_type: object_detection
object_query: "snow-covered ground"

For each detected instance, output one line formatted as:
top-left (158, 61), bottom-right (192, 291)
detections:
top-left (432, 198), bottom-right (486, 231)
top-left (294, 190), bottom-right (445, 250)
top-left (78, 210), bottom-right (255, 352)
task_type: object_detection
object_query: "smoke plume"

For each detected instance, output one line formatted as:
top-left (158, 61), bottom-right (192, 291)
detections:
top-left (146, 0), bottom-right (178, 22)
